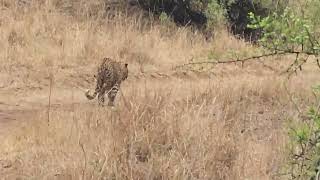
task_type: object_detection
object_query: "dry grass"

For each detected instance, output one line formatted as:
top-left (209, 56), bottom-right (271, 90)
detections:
top-left (0, 1), bottom-right (320, 180)
top-left (1, 77), bottom-right (295, 180)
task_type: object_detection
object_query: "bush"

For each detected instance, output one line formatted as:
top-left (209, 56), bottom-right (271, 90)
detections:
top-left (248, 8), bottom-right (317, 53)
top-left (131, 1), bottom-right (265, 34)
top-left (247, 5), bottom-right (320, 178)
top-left (205, 0), bottom-right (227, 31)
top-left (303, 0), bottom-right (320, 33)
top-left (248, 6), bottom-right (320, 73)
top-left (285, 85), bottom-right (320, 179)
top-left (134, 0), bottom-right (208, 28)
top-left (130, 0), bottom-right (308, 41)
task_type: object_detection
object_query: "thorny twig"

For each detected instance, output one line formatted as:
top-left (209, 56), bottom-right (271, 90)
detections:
top-left (79, 141), bottom-right (87, 180)
top-left (282, 52), bottom-right (300, 75)
top-left (174, 46), bottom-right (320, 77)
top-left (287, 55), bottom-right (309, 77)
top-left (174, 51), bottom-right (288, 70)
top-left (47, 73), bottom-right (53, 125)
top-left (283, 80), bottom-right (302, 115)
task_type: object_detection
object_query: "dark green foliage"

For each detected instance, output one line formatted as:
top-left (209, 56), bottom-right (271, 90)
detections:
top-left (223, 0), bottom-right (268, 41)
top-left (128, 0), bottom-right (280, 41)
top-left (127, 0), bottom-right (320, 42)
top-left (133, 0), bottom-right (208, 28)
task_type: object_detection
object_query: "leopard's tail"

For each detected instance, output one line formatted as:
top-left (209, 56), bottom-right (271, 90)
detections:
top-left (85, 89), bottom-right (98, 100)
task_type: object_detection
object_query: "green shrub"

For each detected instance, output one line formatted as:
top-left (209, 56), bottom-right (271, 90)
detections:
top-left (205, 0), bottom-right (227, 30)
top-left (247, 11), bottom-right (320, 178)
top-left (134, 0), bottom-right (320, 40)
top-left (159, 11), bottom-right (170, 24)
top-left (285, 85), bottom-right (320, 179)
top-left (248, 8), bottom-right (318, 53)
top-left (304, 0), bottom-right (320, 33)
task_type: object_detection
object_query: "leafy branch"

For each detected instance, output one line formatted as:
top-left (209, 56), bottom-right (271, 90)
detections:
top-left (174, 51), bottom-right (287, 70)
top-left (286, 85), bottom-right (320, 179)
top-left (175, 7), bottom-right (320, 76)
top-left (247, 8), bottom-right (320, 74)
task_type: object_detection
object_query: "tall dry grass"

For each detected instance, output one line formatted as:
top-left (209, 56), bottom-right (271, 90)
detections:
top-left (1, 0), bottom-right (205, 69)
top-left (2, 76), bottom-right (302, 179)
top-left (0, 0), bottom-right (256, 76)
top-left (0, 0), bottom-right (319, 180)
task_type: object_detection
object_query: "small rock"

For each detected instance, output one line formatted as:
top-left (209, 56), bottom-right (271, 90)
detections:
top-left (0, 160), bottom-right (12, 169)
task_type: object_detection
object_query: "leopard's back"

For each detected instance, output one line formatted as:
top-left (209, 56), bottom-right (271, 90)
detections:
top-left (97, 57), bottom-right (128, 88)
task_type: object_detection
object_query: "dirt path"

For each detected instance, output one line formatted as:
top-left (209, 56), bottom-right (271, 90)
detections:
top-left (0, 61), bottom-right (317, 140)
top-left (0, 72), bottom-right (200, 137)
top-left (0, 85), bottom-right (88, 138)
top-left (0, 68), bottom-right (204, 136)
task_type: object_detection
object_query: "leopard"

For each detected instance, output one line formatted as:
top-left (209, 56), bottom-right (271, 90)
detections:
top-left (85, 57), bottom-right (128, 107)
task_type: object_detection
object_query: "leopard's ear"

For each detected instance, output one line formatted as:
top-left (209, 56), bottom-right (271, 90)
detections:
top-left (125, 63), bottom-right (128, 68)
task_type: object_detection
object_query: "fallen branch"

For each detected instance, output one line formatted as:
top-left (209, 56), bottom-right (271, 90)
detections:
top-left (287, 56), bottom-right (309, 77)
top-left (174, 51), bottom-right (289, 70)
top-left (175, 48), bottom-right (320, 77)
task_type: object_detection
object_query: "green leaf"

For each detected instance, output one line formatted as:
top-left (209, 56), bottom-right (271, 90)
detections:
top-left (295, 125), bottom-right (310, 143)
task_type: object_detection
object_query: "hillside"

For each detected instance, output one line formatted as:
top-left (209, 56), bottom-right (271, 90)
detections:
top-left (0, 1), bottom-right (320, 179)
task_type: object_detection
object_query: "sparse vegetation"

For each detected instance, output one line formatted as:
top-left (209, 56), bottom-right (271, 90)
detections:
top-left (248, 7), bottom-right (320, 75)
top-left (0, 0), bottom-right (319, 180)
top-left (285, 85), bottom-right (320, 179)
top-left (247, 4), bottom-right (320, 179)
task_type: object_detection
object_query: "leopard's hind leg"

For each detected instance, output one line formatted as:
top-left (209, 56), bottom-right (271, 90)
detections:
top-left (85, 74), bottom-right (103, 100)
top-left (107, 83), bottom-right (119, 107)
top-left (98, 89), bottom-right (106, 106)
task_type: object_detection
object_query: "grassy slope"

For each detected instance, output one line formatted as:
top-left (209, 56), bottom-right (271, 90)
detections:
top-left (0, 1), bottom-right (319, 179)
